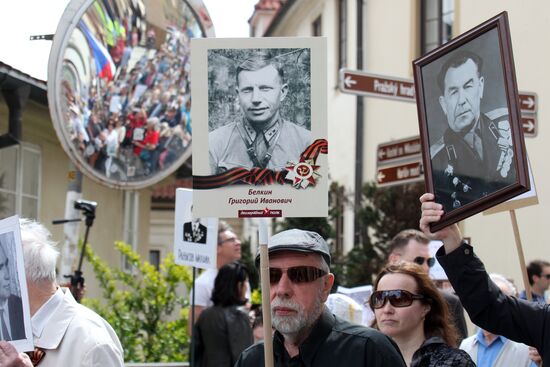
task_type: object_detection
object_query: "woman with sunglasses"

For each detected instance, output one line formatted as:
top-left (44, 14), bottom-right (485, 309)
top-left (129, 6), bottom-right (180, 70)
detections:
top-left (193, 262), bottom-right (253, 367)
top-left (371, 262), bottom-right (475, 367)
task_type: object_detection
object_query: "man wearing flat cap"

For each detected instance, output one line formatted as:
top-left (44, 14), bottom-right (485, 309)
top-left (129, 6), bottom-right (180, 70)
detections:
top-left (235, 229), bottom-right (405, 366)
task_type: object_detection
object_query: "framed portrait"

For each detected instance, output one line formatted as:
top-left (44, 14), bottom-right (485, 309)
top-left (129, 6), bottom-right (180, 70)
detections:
top-left (0, 215), bottom-right (34, 352)
top-left (413, 12), bottom-right (530, 232)
top-left (191, 37), bottom-right (328, 218)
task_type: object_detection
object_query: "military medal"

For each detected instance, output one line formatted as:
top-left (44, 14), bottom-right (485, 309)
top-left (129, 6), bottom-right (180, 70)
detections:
top-left (285, 159), bottom-right (320, 189)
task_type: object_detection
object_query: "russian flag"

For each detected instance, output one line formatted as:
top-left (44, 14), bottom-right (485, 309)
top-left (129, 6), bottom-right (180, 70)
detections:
top-left (79, 20), bottom-right (116, 81)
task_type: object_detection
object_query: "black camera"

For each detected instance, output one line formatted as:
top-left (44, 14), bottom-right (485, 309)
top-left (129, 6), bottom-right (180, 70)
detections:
top-left (74, 199), bottom-right (97, 215)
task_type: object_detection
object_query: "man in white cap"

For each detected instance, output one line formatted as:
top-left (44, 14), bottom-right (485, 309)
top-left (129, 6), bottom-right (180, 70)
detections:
top-left (235, 229), bottom-right (405, 366)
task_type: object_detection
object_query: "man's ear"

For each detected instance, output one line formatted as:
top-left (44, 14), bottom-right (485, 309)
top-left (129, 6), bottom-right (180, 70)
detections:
top-left (438, 95), bottom-right (448, 116)
top-left (321, 273), bottom-right (335, 302)
top-left (280, 83), bottom-right (289, 102)
top-left (388, 252), bottom-right (401, 265)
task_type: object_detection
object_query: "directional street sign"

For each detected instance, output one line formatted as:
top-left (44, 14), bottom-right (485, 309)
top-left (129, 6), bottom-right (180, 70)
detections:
top-left (521, 115), bottom-right (537, 137)
top-left (339, 69), bottom-right (415, 102)
top-left (376, 161), bottom-right (424, 188)
top-left (519, 92), bottom-right (537, 114)
top-left (377, 136), bottom-right (421, 164)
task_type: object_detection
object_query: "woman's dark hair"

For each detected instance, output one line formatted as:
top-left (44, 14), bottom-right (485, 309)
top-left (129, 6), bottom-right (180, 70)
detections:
top-left (371, 262), bottom-right (459, 347)
top-left (211, 262), bottom-right (249, 307)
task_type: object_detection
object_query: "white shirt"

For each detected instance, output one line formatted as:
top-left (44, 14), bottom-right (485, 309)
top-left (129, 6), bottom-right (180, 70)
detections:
top-left (31, 288), bottom-right (63, 338)
top-left (32, 288), bottom-right (124, 367)
top-left (191, 268), bottom-right (251, 308)
top-left (191, 269), bottom-right (218, 308)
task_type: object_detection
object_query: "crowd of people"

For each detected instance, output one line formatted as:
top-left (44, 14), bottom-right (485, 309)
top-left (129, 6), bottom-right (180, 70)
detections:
top-left (63, 14), bottom-right (195, 182)
top-left (2, 211), bottom-right (549, 366)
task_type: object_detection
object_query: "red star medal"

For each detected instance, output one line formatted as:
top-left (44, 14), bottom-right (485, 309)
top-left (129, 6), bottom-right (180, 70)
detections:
top-left (285, 159), bottom-right (320, 188)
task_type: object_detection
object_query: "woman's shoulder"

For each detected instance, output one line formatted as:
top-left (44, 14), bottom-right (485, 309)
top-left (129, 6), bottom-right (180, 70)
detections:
top-left (412, 338), bottom-right (475, 367)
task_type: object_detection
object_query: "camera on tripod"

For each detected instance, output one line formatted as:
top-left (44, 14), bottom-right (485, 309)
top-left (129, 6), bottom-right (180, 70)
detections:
top-left (74, 199), bottom-right (97, 216)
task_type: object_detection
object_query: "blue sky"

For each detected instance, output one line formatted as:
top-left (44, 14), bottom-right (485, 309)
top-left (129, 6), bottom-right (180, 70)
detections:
top-left (0, 0), bottom-right (257, 81)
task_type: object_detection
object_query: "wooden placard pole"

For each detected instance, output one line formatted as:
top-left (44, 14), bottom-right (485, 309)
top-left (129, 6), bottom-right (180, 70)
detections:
top-left (259, 219), bottom-right (274, 367)
top-left (510, 209), bottom-right (532, 301)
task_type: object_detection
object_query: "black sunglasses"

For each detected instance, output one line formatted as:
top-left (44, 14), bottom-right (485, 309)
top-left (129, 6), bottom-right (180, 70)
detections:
top-left (269, 266), bottom-right (327, 284)
top-left (413, 256), bottom-right (436, 268)
top-left (369, 289), bottom-right (425, 309)
top-left (543, 274), bottom-right (550, 280)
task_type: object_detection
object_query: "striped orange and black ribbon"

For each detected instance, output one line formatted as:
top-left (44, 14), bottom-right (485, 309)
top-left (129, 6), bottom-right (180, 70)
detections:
top-left (193, 139), bottom-right (328, 189)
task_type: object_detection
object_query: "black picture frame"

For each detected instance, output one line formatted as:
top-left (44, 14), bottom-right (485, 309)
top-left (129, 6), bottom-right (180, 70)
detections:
top-left (413, 11), bottom-right (530, 232)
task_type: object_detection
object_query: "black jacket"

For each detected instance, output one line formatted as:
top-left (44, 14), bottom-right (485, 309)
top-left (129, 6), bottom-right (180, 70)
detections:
top-left (193, 305), bottom-right (252, 367)
top-left (234, 308), bottom-right (405, 367)
top-left (183, 221), bottom-right (207, 244)
top-left (430, 113), bottom-right (516, 212)
top-left (411, 337), bottom-right (475, 367)
top-left (437, 242), bottom-right (550, 363)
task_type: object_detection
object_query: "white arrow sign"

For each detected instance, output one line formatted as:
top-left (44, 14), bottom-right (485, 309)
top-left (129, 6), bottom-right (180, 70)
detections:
top-left (377, 171), bottom-right (386, 182)
top-left (523, 119), bottom-right (535, 132)
top-left (344, 75), bottom-right (357, 88)
top-left (521, 97), bottom-right (535, 109)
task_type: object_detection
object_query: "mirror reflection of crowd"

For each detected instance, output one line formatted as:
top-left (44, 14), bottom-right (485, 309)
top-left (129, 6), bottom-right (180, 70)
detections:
top-left (64, 17), bottom-right (195, 180)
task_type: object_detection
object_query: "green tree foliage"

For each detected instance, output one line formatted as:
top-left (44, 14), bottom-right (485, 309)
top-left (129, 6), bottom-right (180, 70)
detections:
top-left (83, 241), bottom-right (193, 362)
top-left (343, 181), bottom-right (425, 286)
top-left (276, 217), bottom-right (334, 240)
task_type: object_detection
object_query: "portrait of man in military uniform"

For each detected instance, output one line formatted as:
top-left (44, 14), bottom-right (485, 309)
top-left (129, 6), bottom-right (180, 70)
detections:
top-left (429, 48), bottom-right (516, 212)
top-left (208, 50), bottom-right (311, 175)
top-left (182, 206), bottom-right (207, 244)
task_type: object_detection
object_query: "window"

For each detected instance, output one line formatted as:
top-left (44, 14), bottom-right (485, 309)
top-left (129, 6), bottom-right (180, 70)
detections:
top-left (337, 0), bottom-right (347, 69)
top-left (149, 249), bottom-right (161, 271)
top-left (0, 144), bottom-right (41, 218)
top-left (122, 190), bottom-right (140, 271)
top-left (420, 0), bottom-right (454, 54)
top-left (312, 15), bottom-right (322, 37)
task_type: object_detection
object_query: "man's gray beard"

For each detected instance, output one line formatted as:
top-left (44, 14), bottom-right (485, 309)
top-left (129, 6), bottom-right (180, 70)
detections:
top-left (271, 296), bottom-right (323, 335)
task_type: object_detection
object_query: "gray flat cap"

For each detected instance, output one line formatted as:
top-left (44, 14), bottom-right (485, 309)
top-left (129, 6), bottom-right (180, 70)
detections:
top-left (255, 229), bottom-right (331, 266)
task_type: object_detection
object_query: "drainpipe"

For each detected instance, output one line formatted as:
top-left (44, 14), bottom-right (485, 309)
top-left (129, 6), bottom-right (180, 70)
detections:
top-left (353, 0), bottom-right (365, 245)
top-left (0, 83), bottom-right (30, 148)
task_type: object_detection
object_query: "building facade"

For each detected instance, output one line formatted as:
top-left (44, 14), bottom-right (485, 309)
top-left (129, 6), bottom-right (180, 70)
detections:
top-left (252, 0), bottom-right (549, 293)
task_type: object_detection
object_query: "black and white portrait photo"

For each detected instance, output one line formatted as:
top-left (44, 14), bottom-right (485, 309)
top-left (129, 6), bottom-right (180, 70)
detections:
top-left (183, 218), bottom-right (207, 244)
top-left (0, 232), bottom-right (25, 341)
top-left (414, 12), bottom-right (530, 231)
top-left (191, 37), bottom-right (328, 219)
top-left (207, 48), bottom-right (312, 174)
top-left (420, 28), bottom-right (516, 212)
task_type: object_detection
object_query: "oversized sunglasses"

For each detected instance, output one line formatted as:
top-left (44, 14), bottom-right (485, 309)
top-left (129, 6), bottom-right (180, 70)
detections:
top-left (269, 266), bottom-right (327, 284)
top-left (413, 256), bottom-right (436, 268)
top-left (369, 289), bottom-right (425, 309)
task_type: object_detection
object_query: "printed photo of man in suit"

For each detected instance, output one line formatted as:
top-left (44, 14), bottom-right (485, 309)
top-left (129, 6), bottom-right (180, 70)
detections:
top-left (183, 218), bottom-right (207, 244)
top-left (0, 243), bottom-right (25, 341)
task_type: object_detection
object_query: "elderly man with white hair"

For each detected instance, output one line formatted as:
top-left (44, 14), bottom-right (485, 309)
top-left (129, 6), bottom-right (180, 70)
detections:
top-left (0, 218), bottom-right (124, 367)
